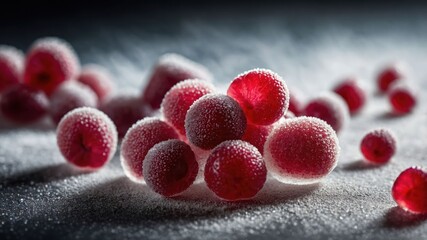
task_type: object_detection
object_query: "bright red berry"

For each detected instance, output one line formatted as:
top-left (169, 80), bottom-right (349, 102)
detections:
top-left (77, 64), bottom-right (115, 102)
top-left (143, 139), bottom-right (198, 197)
top-left (360, 128), bottom-right (396, 164)
top-left (377, 63), bottom-right (404, 93)
top-left (142, 53), bottom-right (212, 110)
top-left (333, 78), bottom-right (366, 114)
top-left (227, 68), bottom-right (289, 125)
top-left (241, 123), bottom-right (272, 155)
top-left (56, 107), bottom-right (117, 170)
top-left (204, 140), bottom-right (267, 201)
top-left (264, 117), bottom-right (340, 184)
top-left (0, 45), bottom-right (24, 93)
top-left (120, 117), bottom-right (179, 182)
top-left (24, 37), bottom-right (80, 96)
top-left (392, 167), bottom-right (427, 214)
top-left (388, 82), bottom-right (416, 114)
top-left (185, 94), bottom-right (246, 150)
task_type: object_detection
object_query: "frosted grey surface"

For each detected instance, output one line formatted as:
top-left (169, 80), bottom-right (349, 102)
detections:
top-left (1, 6), bottom-right (427, 240)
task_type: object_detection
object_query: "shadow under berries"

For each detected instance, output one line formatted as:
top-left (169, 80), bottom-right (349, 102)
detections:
top-left (382, 206), bottom-right (427, 229)
top-left (341, 159), bottom-right (384, 171)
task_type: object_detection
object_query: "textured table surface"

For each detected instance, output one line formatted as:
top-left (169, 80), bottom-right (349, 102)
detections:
top-left (1, 4), bottom-right (427, 240)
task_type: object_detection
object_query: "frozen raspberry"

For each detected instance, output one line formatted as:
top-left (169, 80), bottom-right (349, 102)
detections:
top-left (100, 92), bottom-right (150, 138)
top-left (392, 167), bottom-right (427, 214)
top-left (142, 53), bottom-right (213, 109)
top-left (242, 123), bottom-right (272, 155)
top-left (360, 128), bottom-right (396, 164)
top-left (289, 90), bottom-right (303, 116)
top-left (143, 139), bottom-right (198, 197)
top-left (303, 93), bottom-right (349, 133)
top-left (24, 37), bottom-right (80, 95)
top-left (204, 140), bottom-right (267, 201)
top-left (0, 45), bottom-right (24, 93)
top-left (333, 78), bottom-right (366, 114)
top-left (161, 79), bottom-right (215, 137)
top-left (388, 82), bottom-right (417, 114)
top-left (0, 84), bottom-right (48, 124)
top-left (185, 94), bottom-right (247, 150)
top-left (49, 81), bottom-right (98, 125)
top-left (77, 64), bottom-right (115, 102)
top-left (227, 69), bottom-right (289, 125)
top-left (56, 107), bottom-right (117, 169)
top-left (377, 63), bottom-right (404, 93)
top-left (120, 117), bottom-right (179, 182)
top-left (264, 117), bottom-right (340, 184)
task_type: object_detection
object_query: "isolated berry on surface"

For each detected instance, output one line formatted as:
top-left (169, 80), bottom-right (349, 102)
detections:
top-left (392, 167), bottom-right (427, 214)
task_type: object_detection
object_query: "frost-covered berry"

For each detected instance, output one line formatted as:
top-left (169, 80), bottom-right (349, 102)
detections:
top-left (388, 82), bottom-right (417, 114)
top-left (289, 91), bottom-right (303, 116)
top-left (264, 117), bottom-right (340, 184)
top-left (77, 64), bottom-right (115, 102)
top-left (185, 94), bottom-right (246, 150)
top-left (120, 117), bottom-right (179, 182)
top-left (100, 92), bottom-right (150, 138)
top-left (142, 53), bottom-right (213, 109)
top-left (360, 128), bottom-right (396, 164)
top-left (392, 167), bottom-right (427, 214)
top-left (303, 93), bottom-right (349, 133)
top-left (0, 45), bottom-right (24, 93)
top-left (56, 107), bottom-right (117, 170)
top-left (377, 63), bottom-right (404, 93)
top-left (49, 81), bottom-right (98, 125)
top-left (143, 139), bottom-right (198, 197)
top-left (24, 37), bottom-right (80, 95)
top-left (204, 140), bottom-right (267, 201)
top-left (241, 123), bottom-right (272, 155)
top-left (161, 79), bottom-right (215, 137)
top-left (227, 68), bottom-right (289, 125)
top-left (0, 84), bottom-right (48, 124)
top-left (333, 78), bottom-right (366, 114)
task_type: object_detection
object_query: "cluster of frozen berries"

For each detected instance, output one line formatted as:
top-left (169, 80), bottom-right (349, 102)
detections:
top-left (0, 38), bottom-right (425, 211)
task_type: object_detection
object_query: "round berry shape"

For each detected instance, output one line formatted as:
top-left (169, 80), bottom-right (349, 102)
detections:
top-left (49, 81), bottom-right (98, 125)
top-left (120, 117), bottom-right (179, 182)
top-left (142, 53), bottom-right (213, 109)
top-left (56, 107), bottom-right (117, 170)
top-left (333, 78), bottom-right (366, 114)
top-left (377, 63), bottom-right (404, 93)
top-left (303, 93), bottom-right (349, 133)
top-left (289, 90), bottom-right (303, 116)
top-left (24, 37), bottom-right (80, 95)
top-left (0, 45), bottom-right (24, 93)
top-left (77, 64), bottom-right (115, 102)
top-left (0, 84), bottom-right (49, 124)
top-left (388, 83), bottom-right (417, 114)
top-left (392, 167), bottom-right (427, 214)
top-left (100, 92), bottom-right (150, 138)
top-left (185, 94), bottom-right (247, 150)
top-left (242, 123), bottom-right (272, 155)
top-left (227, 68), bottom-right (289, 125)
top-left (360, 128), bottom-right (396, 164)
top-left (161, 79), bottom-right (215, 137)
top-left (143, 139), bottom-right (198, 197)
top-left (204, 140), bottom-right (267, 201)
top-left (264, 117), bottom-right (340, 184)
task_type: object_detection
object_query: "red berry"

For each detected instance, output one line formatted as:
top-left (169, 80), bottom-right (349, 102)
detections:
top-left (49, 81), bottom-right (98, 125)
top-left (185, 94), bottom-right (247, 150)
top-left (392, 167), bottom-right (427, 214)
top-left (161, 79), bottom-right (215, 137)
top-left (0, 84), bottom-right (48, 124)
top-left (388, 82), bottom-right (416, 114)
top-left (120, 117), bottom-right (179, 182)
top-left (227, 69), bottom-right (289, 125)
top-left (142, 53), bottom-right (213, 109)
top-left (143, 139), bottom-right (198, 197)
top-left (0, 45), bottom-right (24, 93)
top-left (204, 140), bottom-right (267, 201)
top-left (289, 90), bottom-right (303, 116)
top-left (241, 123), bottom-right (272, 155)
top-left (77, 64), bottom-right (115, 102)
top-left (303, 93), bottom-right (349, 133)
top-left (377, 63), bottom-right (404, 93)
top-left (100, 92), bottom-right (150, 138)
top-left (360, 128), bottom-right (396, 164)
top-left (24, 37), bottom-right (80, 95)
top-left (56, 107), bottom-right (117, 170)
top-left (333, 78), bottom-right (366, 114)
top-left (264, 117), bottom-right (340, 184)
